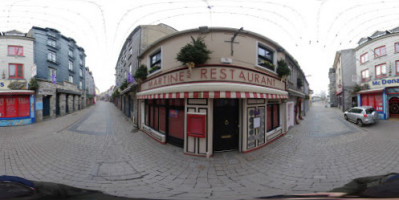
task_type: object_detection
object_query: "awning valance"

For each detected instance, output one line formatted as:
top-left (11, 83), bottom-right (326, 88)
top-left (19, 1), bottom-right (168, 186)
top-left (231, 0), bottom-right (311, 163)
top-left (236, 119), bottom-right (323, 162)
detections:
top-left (137, 82), bottom-right (288, 99)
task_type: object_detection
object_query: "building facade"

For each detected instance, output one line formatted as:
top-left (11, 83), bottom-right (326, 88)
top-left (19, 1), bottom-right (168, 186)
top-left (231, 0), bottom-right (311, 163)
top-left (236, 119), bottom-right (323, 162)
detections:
top-left (27, 27), bottom-right (86, 121)
top-left (136, 27), bottom-right (299, 156)
top-left (285, 54), bottom-right (310, 130)
top-left (114, 24), bottom-right (176, 126)
top-left (85, 67), bottom-right (96, 106)
top-left (331, 49), bottom-right (357, 112)
top-left (355, 28), bottom-right (399, 119)
top-left (0, 30), bottom-right (35, 126)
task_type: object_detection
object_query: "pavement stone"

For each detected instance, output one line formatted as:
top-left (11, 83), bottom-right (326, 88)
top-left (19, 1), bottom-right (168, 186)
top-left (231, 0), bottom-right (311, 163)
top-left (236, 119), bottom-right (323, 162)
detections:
top-left (1, 101), bottom-right (399, 199)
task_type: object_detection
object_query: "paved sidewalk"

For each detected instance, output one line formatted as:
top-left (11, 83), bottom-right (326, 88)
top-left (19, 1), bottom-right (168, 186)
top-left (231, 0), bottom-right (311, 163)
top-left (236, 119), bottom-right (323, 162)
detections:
top-left (1, 101), bottom-right (399, 199)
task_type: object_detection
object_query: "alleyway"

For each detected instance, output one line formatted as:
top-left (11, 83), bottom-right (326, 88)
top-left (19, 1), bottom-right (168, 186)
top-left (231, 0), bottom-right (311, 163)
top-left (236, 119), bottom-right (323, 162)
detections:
top-left (1, 101), bottom-right (399, 199)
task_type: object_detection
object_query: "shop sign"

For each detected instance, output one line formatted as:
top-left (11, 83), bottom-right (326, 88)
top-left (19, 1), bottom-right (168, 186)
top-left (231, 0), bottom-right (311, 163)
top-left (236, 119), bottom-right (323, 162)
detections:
top-left (371, 77), bottom-right (399, 88)
top-left (0, 80), bottom-right (11, 90)
top-left (141, 66), bottom-right (285, 91)
top-left (38, 88), bottom-right (55, 96)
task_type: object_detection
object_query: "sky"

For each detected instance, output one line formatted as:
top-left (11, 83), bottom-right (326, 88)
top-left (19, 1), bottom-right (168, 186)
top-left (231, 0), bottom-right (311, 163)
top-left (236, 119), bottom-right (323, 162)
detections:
top-left (2, 0), bottom-right (399, 94)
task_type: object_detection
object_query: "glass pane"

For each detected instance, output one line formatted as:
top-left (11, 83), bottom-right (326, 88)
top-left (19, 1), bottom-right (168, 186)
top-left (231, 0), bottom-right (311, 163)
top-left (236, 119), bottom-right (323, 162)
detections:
top-left (382, 65), bottom-right (386, 74)
top-left (9, 65), bottom-right (16, 76)
top-left (376, 66), bottom-right (381, 76)
top-left (17, 65), bottom-right (23, 78)
top-left (8, 46), bottom-right (14, 55)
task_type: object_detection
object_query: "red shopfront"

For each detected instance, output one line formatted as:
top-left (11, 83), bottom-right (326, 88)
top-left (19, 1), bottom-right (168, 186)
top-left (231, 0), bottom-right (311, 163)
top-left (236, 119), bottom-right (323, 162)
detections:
top-left (360, 91), bottom-right (383, 112)
top-left (0, 90), bottom-right (35, 126)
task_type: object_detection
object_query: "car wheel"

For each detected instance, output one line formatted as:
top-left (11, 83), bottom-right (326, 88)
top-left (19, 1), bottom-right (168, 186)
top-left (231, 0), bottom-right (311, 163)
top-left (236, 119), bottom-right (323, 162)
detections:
top-left (344, 115), bottom-right (348, 120)
top-left (357, 119), bottom-right (363, 127)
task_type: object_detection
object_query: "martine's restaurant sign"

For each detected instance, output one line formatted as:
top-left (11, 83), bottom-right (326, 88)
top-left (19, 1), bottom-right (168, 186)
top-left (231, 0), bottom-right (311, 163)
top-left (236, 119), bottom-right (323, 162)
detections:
top-left (371, 77), bottom-right (399, 88)
top-left (140, 66), bottom-right (285, 91)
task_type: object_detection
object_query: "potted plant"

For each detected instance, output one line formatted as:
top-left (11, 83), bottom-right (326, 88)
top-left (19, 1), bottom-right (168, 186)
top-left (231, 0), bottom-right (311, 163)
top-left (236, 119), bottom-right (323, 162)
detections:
top-left (134, 64), bottom-right (148, 83)
top-left (276, 60), bottom-right (290, 81)
top-left (28, 77), bottom-right (39, 91)
top-left (176, 36), bottom-right (211, 71)
top-left (149, 65), bottom-right (161, 74)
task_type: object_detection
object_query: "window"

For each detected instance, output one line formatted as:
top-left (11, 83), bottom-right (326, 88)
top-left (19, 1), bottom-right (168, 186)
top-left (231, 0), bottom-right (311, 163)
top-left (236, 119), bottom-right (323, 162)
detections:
top-left (395, 43), bottom-right (399, 53)
top-left (267, 103), bottom-right (280, 132)
top-left (360, 52), bottom-right (368, 64)
top-left (0, 96), bottom-right (30, 118)
top-left (80, 69), bottom-right (83, 77)
top-left (374, 46), bottom-right (386, 58)
top-left (69, 61), bottom-right (73, 71)
top-left (79, 59), bottom-right (83, 66)
top-left (79, 81), bottom-right (82, 89)
top-left (396, 61), bottom-right (399, 75)
top-left (48, 68), bottom-right (56, 81)
top-left (8, 45), bottom-right (23, 56)
top-left (47, 39), bottom-right (56, 47)
top-left (8, 64), bottom-right (24, 79)
top-left (69, 75), bottom-right (73, 83)
top-left (361, 69), bottom-right (369, 82)
top-left (149, 50), bottom-right (161, 73)
top-left (47, 52), bottom-right (56, 62)
top-left (129, 47), bottom-right (133, 54)
top-left (68, 49), bottom-right (74, 57)
top-left (257, 45), bottom-right (274, 71)
top-left (375, 63), bottom-right (387, 78)
top-left (129, 64), bottom-right (132, 73)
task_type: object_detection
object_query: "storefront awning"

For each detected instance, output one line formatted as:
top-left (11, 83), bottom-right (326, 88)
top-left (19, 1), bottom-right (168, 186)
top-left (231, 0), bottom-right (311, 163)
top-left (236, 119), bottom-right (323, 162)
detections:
top-left (287, 88), bottom-right (305, 98)
top-left (137, 82), bottom-right (288, 99)
top-left (357, 88), bottom-right (384, 94)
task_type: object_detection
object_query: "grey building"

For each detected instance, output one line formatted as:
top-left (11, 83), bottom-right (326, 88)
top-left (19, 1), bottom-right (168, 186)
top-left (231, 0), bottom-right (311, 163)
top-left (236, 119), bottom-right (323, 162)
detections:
top-left (85, 67), bottom-right (95, 106)
top-left (331, 49), bottom-right (357, 111)
top-left (114, 24), bottom-right (176, 126)
top-left (27, 27), bottom-right (87, 121)
top-left (285, 54), bottom-right (310, 129)
top-left (328, 68), bottom-right (338, 106)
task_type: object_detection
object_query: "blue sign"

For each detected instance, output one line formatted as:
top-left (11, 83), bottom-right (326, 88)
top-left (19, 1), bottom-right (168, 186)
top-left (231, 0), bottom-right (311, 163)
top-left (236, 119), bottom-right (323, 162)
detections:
top-left (36, 102), bottom-right (43, 110)
top-left (372, 78), bottom-right (399, 86)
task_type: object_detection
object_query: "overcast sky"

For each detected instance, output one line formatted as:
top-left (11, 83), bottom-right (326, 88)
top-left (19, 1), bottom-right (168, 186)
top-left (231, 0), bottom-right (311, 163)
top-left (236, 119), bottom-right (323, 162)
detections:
top-left (2, 0), bottom-right (399, 94)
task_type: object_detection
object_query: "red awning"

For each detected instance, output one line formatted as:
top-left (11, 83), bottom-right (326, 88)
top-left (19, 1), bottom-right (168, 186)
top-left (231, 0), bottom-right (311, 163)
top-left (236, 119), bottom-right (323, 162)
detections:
top-left (0, 90), bottom-right (34, 95)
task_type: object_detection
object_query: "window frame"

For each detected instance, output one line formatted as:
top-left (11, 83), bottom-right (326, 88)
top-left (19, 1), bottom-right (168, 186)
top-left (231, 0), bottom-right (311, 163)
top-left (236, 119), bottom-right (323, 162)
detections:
top-left (8, 45), bottom-right (24, 56)
top-left (68, 61), bottom-right (74, 71)
top-left (396, 60), bottom-right (399, 75)
top-left (47, 51), bottom-right (56, 62)
top-left (375, 63), bottom-right (387, 79)
top-left (361, 69), bottom-right (369, 82)
top-left (8, 63), bottom-right (24, 79)
top-left (47, 39), bottom-right (56, 48)
top-left (149, 49), bottom-right (162, 74)
top-left (48, 68), bottom-right (57, 81)
top-left (374, 45), bottom-right (386, 58)
top-left (267, 103), bottom-right (280, 132)
top-left (257, 43), bottom-right (275, 71)
top-left (360, 52), bottom-right (368, 64)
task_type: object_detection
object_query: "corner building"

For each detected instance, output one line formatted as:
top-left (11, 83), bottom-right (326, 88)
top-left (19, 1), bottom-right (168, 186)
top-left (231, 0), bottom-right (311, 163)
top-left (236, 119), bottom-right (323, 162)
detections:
top-left (355, 28), bottom-right (399, 119)
top-left (136, 27), bottom-right (291, 156)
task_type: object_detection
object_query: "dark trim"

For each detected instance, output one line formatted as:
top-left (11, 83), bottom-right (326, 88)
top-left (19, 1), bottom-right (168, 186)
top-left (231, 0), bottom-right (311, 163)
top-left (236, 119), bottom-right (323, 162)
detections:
top-left (187, 98), bottom-right (208, 105)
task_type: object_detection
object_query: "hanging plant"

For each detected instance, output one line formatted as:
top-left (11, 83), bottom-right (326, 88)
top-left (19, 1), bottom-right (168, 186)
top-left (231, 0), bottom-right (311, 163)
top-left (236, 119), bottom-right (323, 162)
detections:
top-left (176, 36), bottom-right (212, 71)
top-left (353, 84), bottom-right (361, 93)
top-left (134, 64), bottom-right (148, 82)
top-left (276, 60), bottom-right (291, 80)
top-left (120, 79), bottom-right (128, 90)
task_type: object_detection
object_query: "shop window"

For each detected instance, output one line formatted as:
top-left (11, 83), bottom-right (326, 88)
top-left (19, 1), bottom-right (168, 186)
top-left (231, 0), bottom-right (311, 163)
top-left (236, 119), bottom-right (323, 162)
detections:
top-left (267, 104), bottom-right (280, 132)
top-left (8, 45), bottom-right (23, 56)
top-left (9, 64), bottom-right (24, 79)
top-left (257, 44), bottom-right (274, 71)
top-left (360, 52), bottom-right (368, 64)
top-left (361, 69), bottom-right (369, 82)
top-left (375, 63), bottom-right (387, 78)
top-left (0, 96), bottom-right (29, 118)
top-left (145, 99), bottom-right (167, 135)
top-left (374, 46), bottom-right (386, 58)
top-left (168, 99), bottom-right (184, 142)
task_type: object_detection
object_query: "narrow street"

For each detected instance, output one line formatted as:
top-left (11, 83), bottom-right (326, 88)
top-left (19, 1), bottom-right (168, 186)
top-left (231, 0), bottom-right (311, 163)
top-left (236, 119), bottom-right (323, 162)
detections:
top-left (1, 101), bottom-right (399, 199)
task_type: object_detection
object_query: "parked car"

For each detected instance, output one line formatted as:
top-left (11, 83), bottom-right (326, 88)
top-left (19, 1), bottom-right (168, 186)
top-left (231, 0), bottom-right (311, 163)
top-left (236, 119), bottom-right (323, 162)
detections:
top-left (344, 106), bottom-right (378, 127)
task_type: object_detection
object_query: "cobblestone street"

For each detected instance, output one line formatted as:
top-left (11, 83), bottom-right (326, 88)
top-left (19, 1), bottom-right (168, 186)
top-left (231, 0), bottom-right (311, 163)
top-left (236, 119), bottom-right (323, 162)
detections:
top-left (1, 101), bottom-right (399, 199)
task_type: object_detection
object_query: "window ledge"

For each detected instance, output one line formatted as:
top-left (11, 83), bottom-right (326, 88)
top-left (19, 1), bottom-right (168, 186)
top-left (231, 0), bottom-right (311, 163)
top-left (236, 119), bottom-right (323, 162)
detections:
top-left (8, 55), bottom-right (25, 57)
top-left (147, 69), bottom-right (162, 77)
top-left (255, 64), bottom-right (277, 75)
top-left (374, 54), bottom-right (387, 59)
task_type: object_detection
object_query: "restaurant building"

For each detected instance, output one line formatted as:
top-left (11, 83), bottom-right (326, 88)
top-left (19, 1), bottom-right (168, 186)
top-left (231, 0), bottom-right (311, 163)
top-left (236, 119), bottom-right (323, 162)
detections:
top-left (355, 28), bottom-right (399, 119)
top-left (136, 27), bottom-right (292, 156)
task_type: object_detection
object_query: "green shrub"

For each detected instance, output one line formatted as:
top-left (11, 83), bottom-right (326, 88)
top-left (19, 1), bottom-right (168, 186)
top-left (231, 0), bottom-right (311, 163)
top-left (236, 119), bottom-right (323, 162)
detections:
top-left (176, 36), bottom-right (211, 66)
top-left (276, 60), bottom-right (291, 78)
